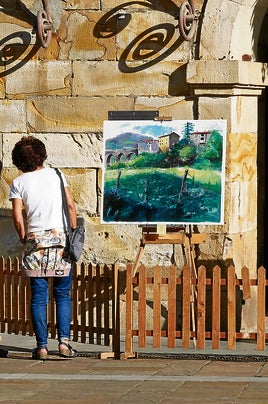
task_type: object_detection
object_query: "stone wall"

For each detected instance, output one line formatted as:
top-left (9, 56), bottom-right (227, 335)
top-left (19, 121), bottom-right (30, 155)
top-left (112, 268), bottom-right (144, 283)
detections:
top-left (0, 0), bottom-right (267, 306)
top-left (0, 0), bottom-right (203, 267)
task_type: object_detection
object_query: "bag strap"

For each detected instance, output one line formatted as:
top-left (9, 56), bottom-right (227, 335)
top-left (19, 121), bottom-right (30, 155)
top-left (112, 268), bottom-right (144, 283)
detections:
top-left (54, 168), bottom-right (71, 230)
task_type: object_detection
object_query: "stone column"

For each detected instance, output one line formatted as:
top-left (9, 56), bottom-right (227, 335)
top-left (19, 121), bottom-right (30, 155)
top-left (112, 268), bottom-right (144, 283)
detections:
top-left (187, 60), bottom-right (267, 332)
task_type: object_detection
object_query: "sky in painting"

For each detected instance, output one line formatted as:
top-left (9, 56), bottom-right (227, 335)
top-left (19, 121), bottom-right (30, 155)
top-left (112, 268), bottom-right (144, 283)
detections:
top-left (103, 120), bottom-right (226, 140)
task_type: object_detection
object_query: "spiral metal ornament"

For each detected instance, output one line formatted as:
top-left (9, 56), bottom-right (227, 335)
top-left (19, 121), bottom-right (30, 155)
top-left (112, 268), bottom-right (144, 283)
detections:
top-left (178, 0), bottom-right (199, 41)
top-left (37, 0), bottom-right (53, 48)
top-left (37, 9), bottom-right (52, 48)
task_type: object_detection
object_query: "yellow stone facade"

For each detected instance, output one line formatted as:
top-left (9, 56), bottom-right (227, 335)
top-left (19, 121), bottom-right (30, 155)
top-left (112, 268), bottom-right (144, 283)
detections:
top-left (0, 1), bottom-right (268, 331)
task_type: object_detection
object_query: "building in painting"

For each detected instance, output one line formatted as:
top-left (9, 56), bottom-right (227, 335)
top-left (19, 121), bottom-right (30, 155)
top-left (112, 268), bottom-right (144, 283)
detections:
top-left (138, 139), bottom-right (159, 154)
top-left (190, 131), bottom-right (211, 147)
top-left (158, 132), bottom-right (180, 152)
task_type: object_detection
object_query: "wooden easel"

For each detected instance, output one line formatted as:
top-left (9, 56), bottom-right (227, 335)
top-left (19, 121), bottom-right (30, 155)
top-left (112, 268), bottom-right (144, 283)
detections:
top-left (132, 225), bottom-right (206, 275)
top-left (132, 225), bottom-right (206, 347)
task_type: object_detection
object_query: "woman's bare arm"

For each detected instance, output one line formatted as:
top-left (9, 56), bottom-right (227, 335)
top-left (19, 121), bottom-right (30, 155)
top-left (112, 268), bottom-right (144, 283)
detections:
top-left (65, 186), bottom-right (77, 229)
top-left (11, 198), bottom-right (26, 243)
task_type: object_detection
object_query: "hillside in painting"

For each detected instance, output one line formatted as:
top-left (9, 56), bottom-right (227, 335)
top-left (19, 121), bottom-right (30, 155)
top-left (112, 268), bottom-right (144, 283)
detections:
top-left (106, 132), bottom-right (154, 150)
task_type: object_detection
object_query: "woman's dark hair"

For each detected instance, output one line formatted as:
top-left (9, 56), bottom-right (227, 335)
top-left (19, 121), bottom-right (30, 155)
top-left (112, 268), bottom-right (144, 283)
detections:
top-left (12, 136), bottom-right (47, 172)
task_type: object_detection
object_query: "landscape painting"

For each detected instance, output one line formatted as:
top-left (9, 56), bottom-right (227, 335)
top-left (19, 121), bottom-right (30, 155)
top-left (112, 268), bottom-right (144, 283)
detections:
top-left (101, 119), bottom-right (226, 225)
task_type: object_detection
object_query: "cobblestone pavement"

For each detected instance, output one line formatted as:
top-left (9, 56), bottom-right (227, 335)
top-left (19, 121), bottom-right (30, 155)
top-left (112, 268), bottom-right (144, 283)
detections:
top-left (1, 334), bottom-right (268, 403)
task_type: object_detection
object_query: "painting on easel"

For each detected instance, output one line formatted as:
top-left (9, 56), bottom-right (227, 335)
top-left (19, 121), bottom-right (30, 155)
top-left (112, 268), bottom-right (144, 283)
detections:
top-left (101, 119), bottom-right (227, 225)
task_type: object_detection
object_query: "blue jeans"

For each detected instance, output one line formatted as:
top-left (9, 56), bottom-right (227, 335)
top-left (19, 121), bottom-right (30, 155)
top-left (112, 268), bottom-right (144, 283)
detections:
top-left (30, 269), bottom-right (73, 348)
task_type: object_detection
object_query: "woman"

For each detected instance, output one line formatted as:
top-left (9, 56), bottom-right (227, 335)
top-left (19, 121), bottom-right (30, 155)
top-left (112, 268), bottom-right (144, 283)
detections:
top-left (10, 136), bottom-right (77, 360)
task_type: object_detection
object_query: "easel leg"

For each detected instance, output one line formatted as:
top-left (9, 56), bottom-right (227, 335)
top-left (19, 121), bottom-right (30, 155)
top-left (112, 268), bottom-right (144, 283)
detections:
top-left (183, 236), bottom-right (197, 348)
top-left (132, 243), bottom-right (145, 276)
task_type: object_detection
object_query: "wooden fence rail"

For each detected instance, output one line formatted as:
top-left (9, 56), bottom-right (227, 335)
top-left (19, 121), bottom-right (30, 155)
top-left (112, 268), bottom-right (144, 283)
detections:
top-left (0, 257), bottom-right (120, 357)
top-left (1, 257), bottom-right (268, 359)
top-left (123, 263), bottom-right (268, 358)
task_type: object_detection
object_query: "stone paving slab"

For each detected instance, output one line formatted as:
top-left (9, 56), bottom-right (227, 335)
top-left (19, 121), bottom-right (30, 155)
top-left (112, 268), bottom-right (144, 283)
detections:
top-left (0, 355), bottom-right (268, 403)
top-left (1, 334), bottom-right (268, 402)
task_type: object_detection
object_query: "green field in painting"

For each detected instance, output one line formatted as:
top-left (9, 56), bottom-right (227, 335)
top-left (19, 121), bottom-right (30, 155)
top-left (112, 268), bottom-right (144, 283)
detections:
top-left (103, 167), bottom-right (222, 223)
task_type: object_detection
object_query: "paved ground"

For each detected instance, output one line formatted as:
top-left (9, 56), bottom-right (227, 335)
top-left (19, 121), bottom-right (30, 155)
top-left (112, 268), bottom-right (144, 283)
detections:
top-left (1, 334), bottom-right (268, 403)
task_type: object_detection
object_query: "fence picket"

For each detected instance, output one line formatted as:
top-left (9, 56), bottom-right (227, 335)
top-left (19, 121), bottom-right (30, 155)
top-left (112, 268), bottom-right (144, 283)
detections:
top-left (197, 265), bottom-right (206, 349)
top-left (6, 258), bottom-right (12, 334)
top-left (182, 265), bottom-right (191, 348)
top-left (242, 266), bottom-right (251, 300)
top-left (212, 265), bottom-right (221, 349)
top-left (227, 266), bottom-right (236, 349)
top-left (138, 264), bottom-right (146, 348)
top-left (112, 263), bottom-right (120, 357)
top-left (153, 265), bottom-right (161, 348)
top-left (168, 265), bottom-right (176, 348)
top-left (125, 264), bottom-right (133, 354)
top-left (95, 264), bottom-right (102, 345)
top-left (87, 263), bottom-right (94, 343)
top-left (80, 263), bottom-right (86, 343)
top-left (103, 265), bottom-right (110, 346)
top-left (20, 270), bottom-right (27, 335)
top-left (13, 258), bottom-right (19, 333)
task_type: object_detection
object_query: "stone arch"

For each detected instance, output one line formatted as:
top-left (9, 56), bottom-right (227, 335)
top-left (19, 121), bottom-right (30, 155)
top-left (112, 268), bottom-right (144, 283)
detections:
top-left (106, 153), bottom-right (116, 166)
top-left (117, 152), bottom-right (126, 163)
top-left (257, 5), bottom-right (268, 62)
top-left (199, 0), bottom-right (267, 61)
top-left (126, 151), bottom-right (138, 161)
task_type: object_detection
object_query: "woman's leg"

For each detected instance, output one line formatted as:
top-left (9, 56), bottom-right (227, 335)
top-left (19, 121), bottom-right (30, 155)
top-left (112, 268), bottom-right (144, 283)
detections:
top-left (53, 269), bottom-right (73, 342)
top-left (30, 277), bottom-right (49, 348)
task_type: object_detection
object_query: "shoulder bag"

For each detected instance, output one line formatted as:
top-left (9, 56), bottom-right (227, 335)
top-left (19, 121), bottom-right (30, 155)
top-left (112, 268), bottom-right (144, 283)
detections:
top-left (55, 168), bottom-right (85, 262)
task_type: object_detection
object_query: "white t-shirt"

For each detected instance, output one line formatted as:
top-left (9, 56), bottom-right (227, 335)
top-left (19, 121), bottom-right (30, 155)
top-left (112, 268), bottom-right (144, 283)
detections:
top-left (9, 167), bottom-right (68, 233)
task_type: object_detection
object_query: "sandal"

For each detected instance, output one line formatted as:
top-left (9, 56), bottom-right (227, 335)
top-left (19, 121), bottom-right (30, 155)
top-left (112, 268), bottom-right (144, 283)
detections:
top-left (32, 347), bottom-right (48, 361)
top-left (58, 341), bottom-right (77, 358)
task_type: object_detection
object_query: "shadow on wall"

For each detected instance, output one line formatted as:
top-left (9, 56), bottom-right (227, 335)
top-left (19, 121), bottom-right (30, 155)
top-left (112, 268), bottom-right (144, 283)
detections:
top-left (0, 0), bottom-right (36, 23)
top-left (168, 64), bottom-right (189, 96)
top-left (0, 33), bottom-right (40, 78)
top-left (1, 0), bottom-right (194, 88)
top-left (0, 0), bottom-right (40, 77)
top-left (94, 1), bottom-right (185, 74)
